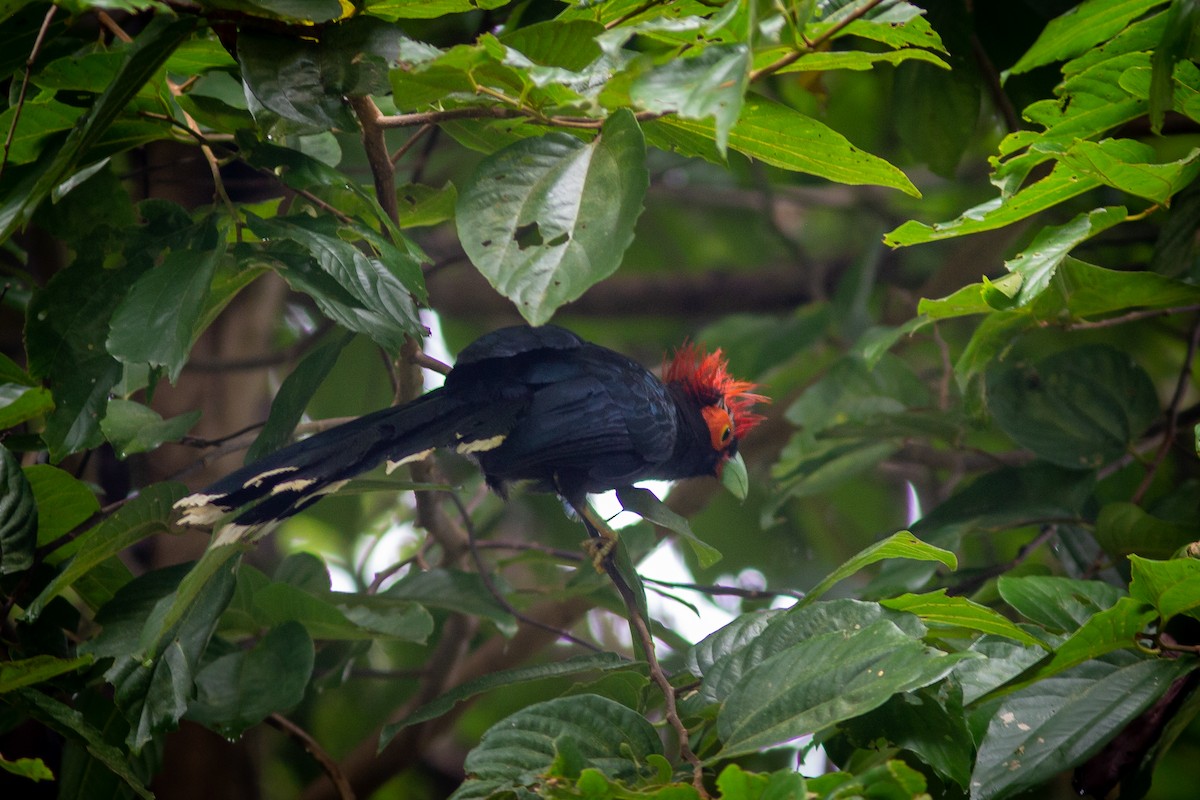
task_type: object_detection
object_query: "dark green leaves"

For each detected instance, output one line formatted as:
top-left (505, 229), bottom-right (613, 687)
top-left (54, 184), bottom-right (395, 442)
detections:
top-left (454, 695), bottom-right (661, 796)
top-left (985, 345), bottom-right (1158, 470)
top-left (0, 445), bottom-right (36, 574)
top-left (457, 110), bottom-right (649, 325)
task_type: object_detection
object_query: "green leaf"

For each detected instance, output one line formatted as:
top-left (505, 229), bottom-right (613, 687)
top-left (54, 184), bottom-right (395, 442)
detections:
top-left (1001, 206), bottom-right (1129, 307)
top-left (384, 568), bottom-right (517, 634)
top-left (6, 688), bottom-right (153, 799)
top-left (237, 30), bottom-right (356, 132)
top-left (716, 619), bottom-right (969, 759)
top-left (23, 464), bottom-right (99, 550)
top-left (616, 486), bottom-right (722, 568)
top-left (500, 19), bottom-right (604, 71)
top-left (100, 400), bottom-right (200, 459)
top-left (247, 214), bottom-right (423, 350)
top-left (837, 685), bottom-right (974, 788)
top-left (692, 600), bottom-right (925, 706)
top-left (998, 575), bottom-right (1126, 632)
top-left (1129, 555), bottom-right (1200, 624)
top-left (885, 162), bottom-right (1101, 246)
top-left (365, 0), bottom-right (509, 21)
top-left (25, 482), bottom-right (187, 620)
top-left (380, 652), bottom-right (629, 748)
top-left (651, 97), bottom-right (919, 196)
top-left (1008, 0), bottom-right (1171, 75)
top-left (1022, 596), bottom-right (1156, 686)
top-left (894, 60), bottom-right (980, 176)
top-left (1095, 502), bottom-right (1197, 561)
top-left (0, 15), bottom-right (196, 240)
top-left (245, 331), bottom-right (353, 463)
top-left (107, 246), bottom-right (223, 382)
top-left (456, 110), bottom-right (648, 326)
top-left (455, 695), bottom-right (661, 792)
top-left (94, 549), bottom-right (241, 751)
top-left (250, 582), bottom-right (433, 641)
top-left (0, 445), bottom-right (37, 574)
top-left (187, 621), bottom-right (314, 738)
top-left (630, 45), bottom-right (749, 153)
top-left (970, 656), bottom-right (1194, 800)
top-left (985, 344), bottom-right (1159, 470)
top-left (0, 654), bottom-right (94, 693)
top-left (396, 181), bottom-right (459, 228)
top-left (1053, 140), bottom-right (1200, 203)
top-left (0, 754), bottom-right (53, 782)
top-left (0, 382), bottom-right (53, 430)
top-left (25, 257), bottom-right (137, 461)
top-left (800, 531), bottom-right (957, 607)
top-left (881, 590), bottom-right (1047, 648)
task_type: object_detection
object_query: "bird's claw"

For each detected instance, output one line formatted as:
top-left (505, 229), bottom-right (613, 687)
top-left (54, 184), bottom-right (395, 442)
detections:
top-left (582, 532), bottom-right (617, 573)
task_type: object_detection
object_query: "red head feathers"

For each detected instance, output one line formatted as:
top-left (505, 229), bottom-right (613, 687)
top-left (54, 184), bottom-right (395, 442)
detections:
top-left (665, 343), bottom-right (768, 444)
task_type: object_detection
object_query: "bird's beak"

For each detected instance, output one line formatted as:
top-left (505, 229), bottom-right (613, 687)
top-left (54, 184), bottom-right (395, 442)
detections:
top-left (719, 451), bottom-right (749, 500)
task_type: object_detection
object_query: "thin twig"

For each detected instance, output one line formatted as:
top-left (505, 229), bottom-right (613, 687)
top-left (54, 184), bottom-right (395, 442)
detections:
top-left (453, 494), bottom-right (601, 651)
top-left (1057, 303), bottom-right (1200, 331)
top-left (268, 714), bottom-right (355, 800)
top-left (641, 575), bottom-right (804, 601)
top-left (2, 5), bottom-right (56, 180)
top-left (389, 123), bottom-right (434, 167)
top-left (748, 0), bottom-right (884, 82)
top-left (1132, 318), bottom-right (1200, 504)
top-left (410, 349), bottom-right (452, 376)
top-left (945, 526), bottom-right (1059, 597)
top-left (575, 504), bottom-right (707, 797)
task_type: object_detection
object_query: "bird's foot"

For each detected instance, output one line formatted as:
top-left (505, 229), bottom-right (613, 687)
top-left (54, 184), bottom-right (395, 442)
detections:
top-left (582, 531), bottom-right (617, 574)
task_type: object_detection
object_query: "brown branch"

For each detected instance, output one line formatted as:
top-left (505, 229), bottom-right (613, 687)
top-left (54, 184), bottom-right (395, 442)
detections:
top-left (268, 714), bottom-right (355, 800)
top-left (749, 0), bottom-right (885, 82)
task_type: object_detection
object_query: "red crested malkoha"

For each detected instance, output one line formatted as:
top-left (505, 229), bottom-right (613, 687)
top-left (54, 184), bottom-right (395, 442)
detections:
top-left (174, 325), bottom-right (767, 539)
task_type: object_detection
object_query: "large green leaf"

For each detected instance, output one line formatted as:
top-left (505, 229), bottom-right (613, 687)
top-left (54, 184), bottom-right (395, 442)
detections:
top-left (0, 445), bottom-right (36, 574)
top-left (237, 30), bottom-right (356, 132)
top-left (104, 554), bottom-right (240, 751)
top-left (0, 654), bottom-right (94, 693)
top-left (692, 600), bottom-right (926, 707)
top-left (100, 400), bottom-right (201, 459)
top-left (616, 485), bottom-right (722, 568)
top-left (1129, 555), bottom-right (1200, 624)
top-left (23, 465), bottom-right (99, 551)
top-left (882, 590), bottom-right (1047, 648)
top-left (456, 110), bottom-right (648, 326)
top-left (0, 15), bottom-right (196, 240)
top-left (5, 688), bottom-right (153, 799)
top-left (630, 45), bottom-right (749, 153)
top-left (25, 483), bottom-right (187, 620)
top-left (650, 97), bottom-right (920, 196)
top-left (716, 619), bottom-right (969, 759)
top-left (1095, 502), bottom-right (1197, 561)
top-left (1009, 0), bottom-right (1171, 74)
top-left (885, 162), bottom-right (1101, 246)
top-left (985, 344), bottom-right (1159, 470)
top-left (454, 694), bottom-right (661, 795)
top-left (247, 214), bottom-right (423, 350)
top-left (381, 652), bottom-right (630, 747)
top-left (107, 245), bottom-right (223, 382)
top-left (799, 531), bottom-right (957, 607)
top-left (998, 575), bottom-right (1126, 632)
top-left (245, 330), bottom-right (354, 463)
top-left (186, 621), bottom-right (314, 738)
top-left (970, 656), bottom-right (1194, 800)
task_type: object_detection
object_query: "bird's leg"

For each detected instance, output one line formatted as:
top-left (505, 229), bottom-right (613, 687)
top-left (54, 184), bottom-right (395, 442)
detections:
top-left (578, 503), bottom-right (619, 573)
top-left (565, 497), bottom-right (708, 797)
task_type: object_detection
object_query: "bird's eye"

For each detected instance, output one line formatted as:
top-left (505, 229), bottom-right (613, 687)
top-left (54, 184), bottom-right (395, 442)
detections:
top-left (702, 405), bottom-right (736, 452)
top-left (719, 424), bottom-right (732, 443)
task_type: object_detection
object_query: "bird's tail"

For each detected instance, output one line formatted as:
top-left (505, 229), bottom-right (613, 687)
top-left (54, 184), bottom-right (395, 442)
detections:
top-left (174, 388), bottom-right (484, 528)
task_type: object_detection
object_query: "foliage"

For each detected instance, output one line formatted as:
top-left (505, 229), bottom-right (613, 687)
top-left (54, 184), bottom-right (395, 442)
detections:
top-left (1, 1), bottom-right (1198, 799)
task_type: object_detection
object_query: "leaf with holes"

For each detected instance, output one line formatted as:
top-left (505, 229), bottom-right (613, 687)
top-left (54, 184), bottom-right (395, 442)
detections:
top-left (456, 110), bottom-right (648, 326)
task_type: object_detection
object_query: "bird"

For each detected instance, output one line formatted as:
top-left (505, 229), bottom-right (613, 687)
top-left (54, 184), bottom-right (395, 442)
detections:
top-left (174, 324), bottom-right (766, 537)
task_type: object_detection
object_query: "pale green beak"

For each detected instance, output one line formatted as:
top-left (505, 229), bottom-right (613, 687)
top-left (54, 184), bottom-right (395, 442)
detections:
top-left (720, 451), bottom-right (749, 500)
